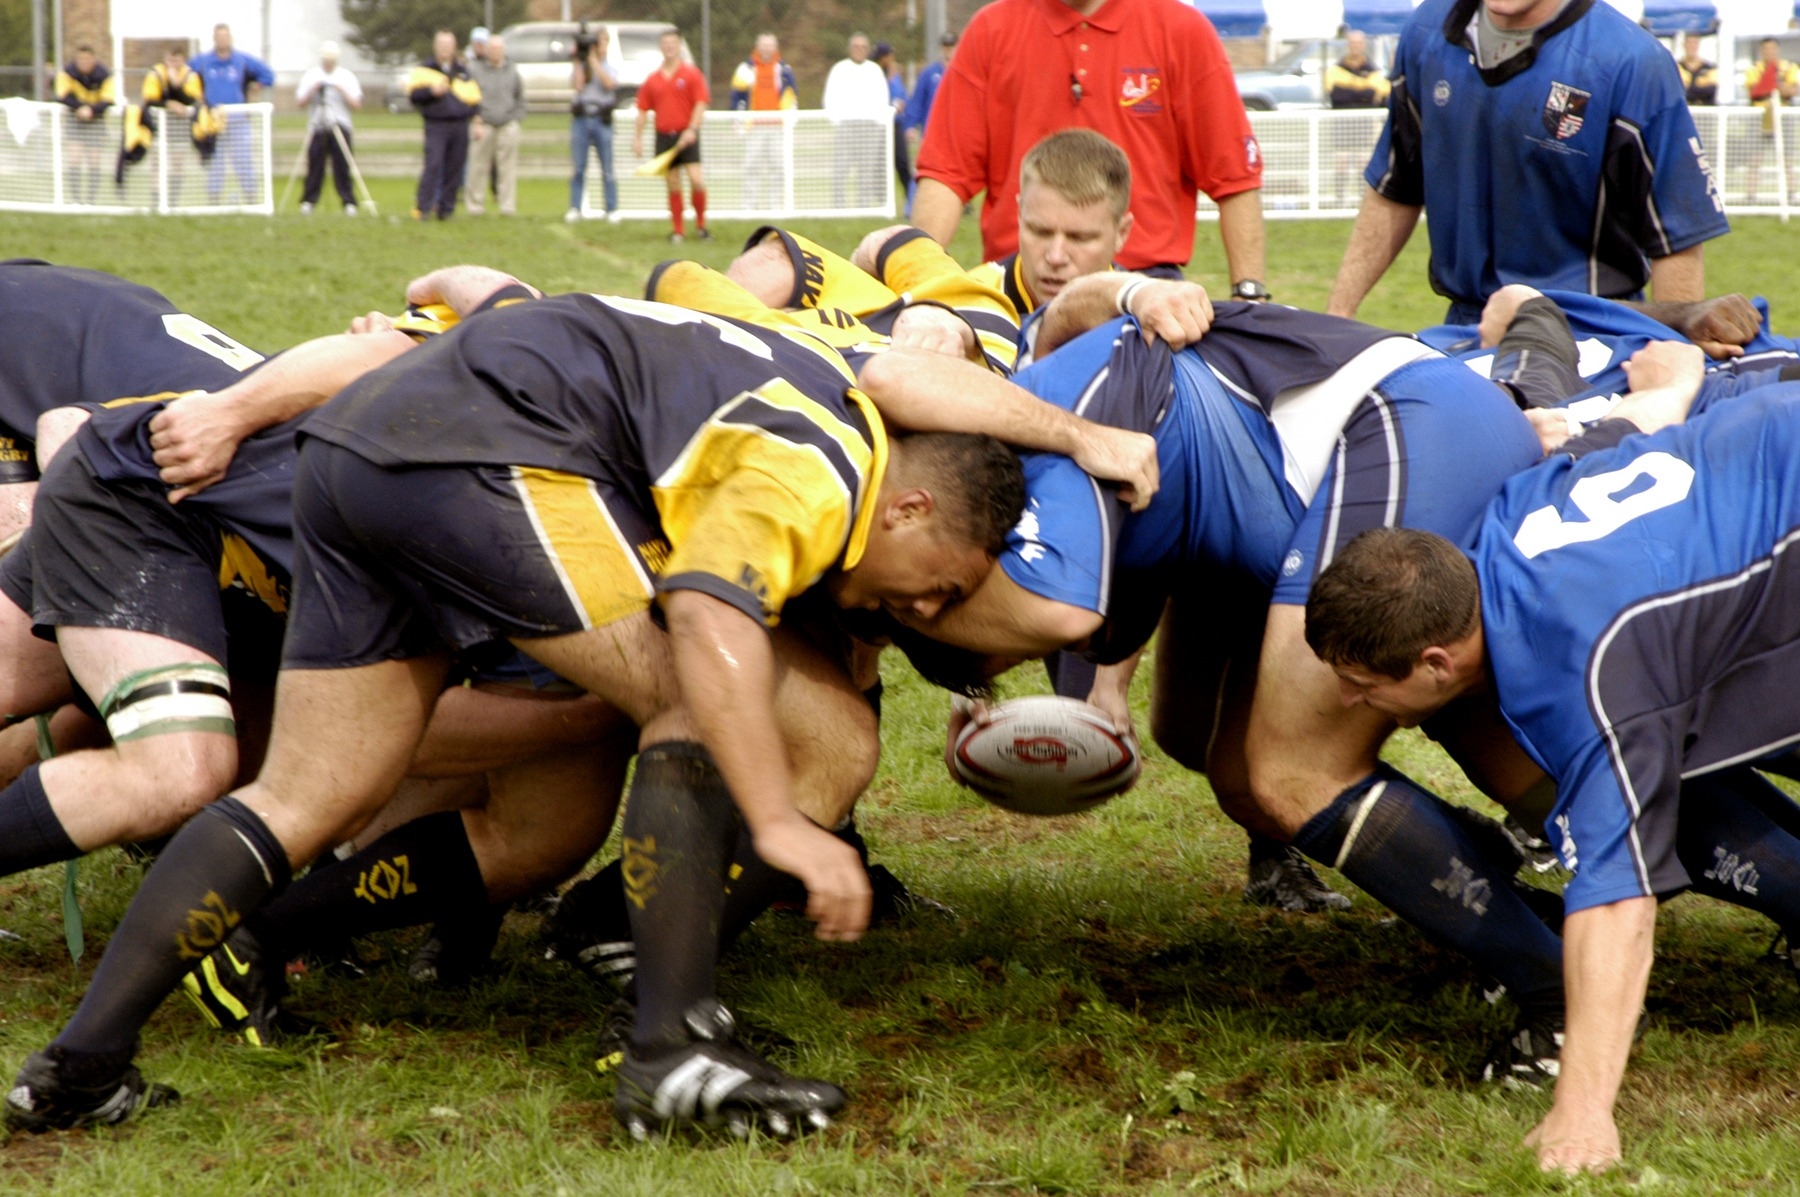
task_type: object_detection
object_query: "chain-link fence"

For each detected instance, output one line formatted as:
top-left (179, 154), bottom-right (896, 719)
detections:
top-left (0, 100), bottom-right (274, 215)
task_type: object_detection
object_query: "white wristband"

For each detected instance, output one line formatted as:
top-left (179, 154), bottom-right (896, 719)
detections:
top-left (1115, 278), bottom-right (1150, 318)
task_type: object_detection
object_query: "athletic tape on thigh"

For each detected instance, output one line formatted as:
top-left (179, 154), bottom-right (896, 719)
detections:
top-left (99, 663), bottom-right (234, 742)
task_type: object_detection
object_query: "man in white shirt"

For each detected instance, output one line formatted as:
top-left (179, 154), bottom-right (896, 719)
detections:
top-left (822, 33), bottom-right (891, 209)
top-left (295, 41), bottom-right (363, 215)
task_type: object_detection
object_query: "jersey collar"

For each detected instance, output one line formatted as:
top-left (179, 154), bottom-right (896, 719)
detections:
top-left (1036, 0), bottom-right (1129, 36)
top-left (1444, 0), bottom-right (1594, 86)
top-left (841, 388), bottom-right (889, 570)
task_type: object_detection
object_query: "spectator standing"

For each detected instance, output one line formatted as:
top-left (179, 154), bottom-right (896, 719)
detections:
top-left (295, 41), bottom-right (362, 216)
top-left (913, 0), bottom-right (1267, 293)
top-left (729, 32), bottom-right (798, 212)
top-left (874, 42), bottom-right (912, 208)
top-left (1328, 0), bottom-right (1729, 323)
top-left (1744, 37), bottom-right (1800, 202)
top-left (1677, 31), bottom-right (1717, 105)
top-left (568, 28), bottom-right (621, 223)
top-left (138, 44), bottom-right (206, 204)
top-left (54, 44), bottom-right (113, 204)
top-left (824, 34), bottom-right (891, 208)
top-left (1325, 30), bottom-right (1389, 107)
top-left (467, 34), bottom-right (525, 216)
top-left (634, 30), bottom-right (710, 242)
top-left (193, 24), bottom-right (272, 203)
top-left (408, 29), bottom-right (481, 221)
top-left (903, 33), bottom-right (955, 167)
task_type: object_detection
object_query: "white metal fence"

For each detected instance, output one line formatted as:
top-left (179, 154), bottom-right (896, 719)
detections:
top-left (1204, 106), bottom-right (1798, 220)
top-left (0, 100), bottom-right (274, 215)
top-left (578, 109), bottom-right (897, 223)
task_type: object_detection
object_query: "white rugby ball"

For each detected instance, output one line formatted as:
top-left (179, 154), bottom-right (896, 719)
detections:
top-left (953, 695), bottom-right (1140, 817)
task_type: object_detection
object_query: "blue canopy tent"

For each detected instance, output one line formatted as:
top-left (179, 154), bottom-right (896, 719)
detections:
top-left (1341, 0), bottom-right (1419, 35)
top-left (1190, 0), bottom-right (1270, 37)
top-left (1644, 0), bottom-right (1719, 30)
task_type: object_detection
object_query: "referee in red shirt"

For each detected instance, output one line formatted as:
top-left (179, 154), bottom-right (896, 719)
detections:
top-left (913, 0), bottom-right (1268, 299)
top-left (634, 30), bottom-right (712, 242)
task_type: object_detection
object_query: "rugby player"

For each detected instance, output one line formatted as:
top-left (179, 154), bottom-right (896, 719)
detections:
top-left (2, 281), bottom-right (1043, 1138)
top-left (1305, 386), bottom-right (1800, 1172)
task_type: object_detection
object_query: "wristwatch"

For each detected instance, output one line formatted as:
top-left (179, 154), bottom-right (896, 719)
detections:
top-left (1231, 279), bottom-right (1271, 302)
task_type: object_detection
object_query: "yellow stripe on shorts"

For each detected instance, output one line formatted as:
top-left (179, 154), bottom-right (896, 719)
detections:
top-left (511, 467), bottom-right (655, 630)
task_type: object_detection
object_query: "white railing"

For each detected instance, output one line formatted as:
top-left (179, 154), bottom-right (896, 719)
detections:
top-left (580, 108), bottom-right (897, 222)
top-left (1196, 106), bottom-right (1797, 221)
top-left (0, 100), bottom-right (273, 215)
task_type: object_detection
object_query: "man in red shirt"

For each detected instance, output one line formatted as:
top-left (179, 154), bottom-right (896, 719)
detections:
top-left (634, 30), bottom-right (711, 242)
top-left (912, 0), bottom-right (1268, 299)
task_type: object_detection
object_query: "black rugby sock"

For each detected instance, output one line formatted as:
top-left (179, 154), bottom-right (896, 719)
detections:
top-left (1293, 764), bottom-right (1565, 1008)
top-left (55, 795), bottom-right (290, 1058)
top-left (0, 763), bottom-right (80, 879)
top-left (246, 811), bottom-right (488, 962)
top-left (621, 741), bottom-right (738, 1054)
top-left (1676, 767), bottom-right (1800, 933)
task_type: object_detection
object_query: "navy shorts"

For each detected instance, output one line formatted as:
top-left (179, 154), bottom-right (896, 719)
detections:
top-left (283, 440), bottom-right (662, 669)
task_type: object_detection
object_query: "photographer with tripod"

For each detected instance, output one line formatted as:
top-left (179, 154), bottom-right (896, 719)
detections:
top-left (295, 41), bottom-right (362, 215)
top-left (567, 26), bottom-right (620, 223)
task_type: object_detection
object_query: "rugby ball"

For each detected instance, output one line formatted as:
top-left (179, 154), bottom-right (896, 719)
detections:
top-left (953, 695), bottom-right (1140, 817)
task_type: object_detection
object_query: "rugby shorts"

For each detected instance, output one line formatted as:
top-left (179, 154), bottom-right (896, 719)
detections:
top-left (654, 129), bottom-right (701, 168)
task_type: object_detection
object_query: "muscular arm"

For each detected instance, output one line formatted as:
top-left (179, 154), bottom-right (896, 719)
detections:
top-left (663, 590), bottom-right (870, 940)
top-left (1215, 189), bottom-right (1267, 285)
top-left (406, 264), bottom-right (540, 316)
top-left (1525, 896), bottom-right (1656, 1173)
top-left (150, 330), bottom-right (417, 500)
top-left (911, 177), bottom-right (966, 246)
top-left (911, 565), bottom-right (1101, 658)
top-left (1622, 292), bottom-right (1757, 359)
top-left (856, 348), bottom-right (1159, 509)
top-left (1646, 243), bottom-right (1704, 305)
top-left (1034, 275), bottom-right (1214, 358)
top-left (35, 406), bottom-right (92, 470)
top-left (1326, 189), bottom-right (1422, 318)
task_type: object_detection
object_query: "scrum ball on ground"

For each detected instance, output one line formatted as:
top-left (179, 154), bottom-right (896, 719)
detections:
top-left (953, 695), bottom-right (1140, 817)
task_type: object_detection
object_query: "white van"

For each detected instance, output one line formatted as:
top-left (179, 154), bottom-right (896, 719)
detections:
top-left (500, 21), bottom-right (694, 114)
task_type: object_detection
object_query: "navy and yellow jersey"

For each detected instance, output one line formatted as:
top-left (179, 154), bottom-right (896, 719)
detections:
top-left (410, 58), bottom-right (482, 121)
top-left (305, 291), bottom-right (888, 627)
top-left (1473, 385), bottom-right (1800, 914)
top-left (1678, 57), bottom-right (1717, 105)
top-left (55, 61), bottom-right (114, 115)
top-left (0, 260), bottom-right (262, 483)
top-left (1325, 58), bottom-right (1389, 109)
top-left (142, 62), bottom-right (204, 109)
top-left (748, 226), bottom-right (1021, 376)
top-left (647, 258), bottom-right (895, 370)
top-left (77, 399), bottom-right (299, 613)
top-left (969, 254), bottom-right (1038, 321)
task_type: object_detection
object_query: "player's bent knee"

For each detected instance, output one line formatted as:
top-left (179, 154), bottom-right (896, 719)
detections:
top-left (100, 662), bottom-right (235, 745)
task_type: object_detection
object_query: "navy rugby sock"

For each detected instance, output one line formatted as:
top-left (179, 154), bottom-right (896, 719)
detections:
top-left (1676, 768), bottom-right (1800, 934)
top-left (1293, 764), bottom-right (1564, 1010)
top-left (0, 763), bottom-right (80, 879)
top-left (621, 741), bottom-right (738, 1054)
top-left (246, 811), bottom-right (488, 962)
top-left (55, 795), bottom-right (290, 1058)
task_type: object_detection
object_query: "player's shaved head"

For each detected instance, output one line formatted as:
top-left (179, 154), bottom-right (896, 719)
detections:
top-left (1304, 528), bottom-right (1481, 678)
top-left (888, 432), bottom-right (1024, 556)
top-left (1019, 129), bottom-right (1131, 219)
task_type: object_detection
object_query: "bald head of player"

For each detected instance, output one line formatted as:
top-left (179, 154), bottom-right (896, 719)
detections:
top-left (1303, 527), bottom-right (1488, 727)
top-left (828, 431), bottom-right (1025, 621)
top-left (1014, 129), bottom-right (1134, 305)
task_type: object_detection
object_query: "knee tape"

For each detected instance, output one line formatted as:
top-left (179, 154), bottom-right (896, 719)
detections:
top-left (99, 663), bottom-right (234, 742)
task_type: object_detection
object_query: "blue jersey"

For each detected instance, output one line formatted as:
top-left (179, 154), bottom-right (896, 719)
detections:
top-left (1472, 387), bottom-right (1800, 914)
top-left (0, 259), bottom-right (261, 483)
top-left (1001, 304), bottom-right (1538, 615)
top-left (192, 48), bottom-right (273, 105)
top-left (1370, 0), bottom-right (1728, 308)
top-left (1421, 290), bottom-right (1800, 405)
top-left (904, 60), bottom-right (944, 133)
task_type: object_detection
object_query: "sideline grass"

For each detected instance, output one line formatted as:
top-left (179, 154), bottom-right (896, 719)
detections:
top-left (0, 213), bottom-right (1798, 1194)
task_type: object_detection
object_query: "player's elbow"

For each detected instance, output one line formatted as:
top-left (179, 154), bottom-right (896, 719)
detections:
top-left (1036, 602), bottom-right (1104, 653)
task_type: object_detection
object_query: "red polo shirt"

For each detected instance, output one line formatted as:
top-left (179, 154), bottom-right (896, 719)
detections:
top-left (916, 0), bottom-right (1260, 269)
top-left (636, 62), bottom-right (710, 134)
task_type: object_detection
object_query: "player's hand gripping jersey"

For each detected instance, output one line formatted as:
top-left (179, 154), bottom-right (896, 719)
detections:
top-left (1472, 387), bottom-right (1800, 914)
top-left (1001, 305), bottom-right (1541, 620)
top-left (303, 289), bottom-right (886, 629)
top-left (0, 259), bottom-right (262, 482)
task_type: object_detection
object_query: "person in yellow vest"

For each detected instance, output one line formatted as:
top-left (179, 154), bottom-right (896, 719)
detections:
top-left (408, 29), bottom-right (482, 220)
top-left (1745, 37), bottom-right (1799, 201)
top-left (730, 32), bottom-right (799, 212)
top-left (54, 45), bottom-right (113, 204)
top-left (1325, 30), bottom-right (1389, 109)
top-left (1677, 32), bottom-right (1717, 105)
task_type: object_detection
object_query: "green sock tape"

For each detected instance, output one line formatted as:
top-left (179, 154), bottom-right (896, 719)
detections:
top-left (35, 715), bottom-right (83, 963)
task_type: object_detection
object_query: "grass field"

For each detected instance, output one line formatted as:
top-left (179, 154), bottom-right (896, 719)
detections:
top-left (2, 209), bottom-right (1800, 1195)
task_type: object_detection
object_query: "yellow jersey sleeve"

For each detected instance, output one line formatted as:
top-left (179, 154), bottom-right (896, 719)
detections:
top-left (872, 228), bottom-right (1021, 375)
top-left (646, 259), bottom-right (892, 362)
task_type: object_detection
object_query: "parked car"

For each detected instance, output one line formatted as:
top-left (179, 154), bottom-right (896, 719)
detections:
top-left (384, 22), bottom-right (691, 115)
top-left (1234, 37), bottom-right (1396, 111)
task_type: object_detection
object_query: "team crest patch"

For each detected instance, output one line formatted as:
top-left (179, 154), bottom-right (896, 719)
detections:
top-left (1119, 67), bottom-right (1163, 115)
top-left (1542, 82), bottom-right (1591, 140)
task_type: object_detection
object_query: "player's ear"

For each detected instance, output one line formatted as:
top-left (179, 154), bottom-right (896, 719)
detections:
top-left (1115, 210), bottom-right (1134, 247)
top-left (884, 486), bottom-right (936, 528)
